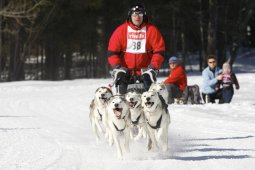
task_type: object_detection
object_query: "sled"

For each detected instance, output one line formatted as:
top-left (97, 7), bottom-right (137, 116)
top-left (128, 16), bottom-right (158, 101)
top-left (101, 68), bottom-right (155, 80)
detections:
top-left (127, 82), bottom-right (146, 93)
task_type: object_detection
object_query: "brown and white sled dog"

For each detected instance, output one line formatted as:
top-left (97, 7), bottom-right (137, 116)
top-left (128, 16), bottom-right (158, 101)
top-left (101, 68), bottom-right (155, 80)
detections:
top-left (125, 91), bottom-right (147, 141)
top-left (141, 90), bottom-right (170, 151)
top-left (89, 87), bottom-right (113, 143)
top-left (106, 95), bottom-right (130, 159)
top-left (149, 82), bottom-right (169, 104)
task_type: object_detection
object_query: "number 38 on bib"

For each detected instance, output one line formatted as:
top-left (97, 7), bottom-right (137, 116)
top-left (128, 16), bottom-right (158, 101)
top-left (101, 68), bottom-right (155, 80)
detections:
top-left (126, 26), bottom-right (146, 53)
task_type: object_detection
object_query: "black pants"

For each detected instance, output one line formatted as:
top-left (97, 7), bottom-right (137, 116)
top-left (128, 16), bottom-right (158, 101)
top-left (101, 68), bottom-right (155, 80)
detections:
top-left (202, 89), bottom-right (223, 104)
top-left (222, 86), bottom-right (234, 103)
top-left (166, 84), bottom-right (183, 104)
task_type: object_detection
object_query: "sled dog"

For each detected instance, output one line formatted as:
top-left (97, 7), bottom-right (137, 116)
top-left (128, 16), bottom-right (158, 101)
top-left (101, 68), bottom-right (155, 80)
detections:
top-left (107, 95), bottom-right (130, 159)
top-left (149, 82), bottom-right (169, 104)
top-left (125, 90), bottom-right (147, 141)
top-left (141, 90), bottom-right (170, 151)
top-left (89, 87), bottom-right (113, 142)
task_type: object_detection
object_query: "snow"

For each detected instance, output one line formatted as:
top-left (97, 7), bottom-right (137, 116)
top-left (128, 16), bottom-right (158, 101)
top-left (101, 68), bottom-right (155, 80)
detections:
top-left (0, 55), bottom-right (255, 170)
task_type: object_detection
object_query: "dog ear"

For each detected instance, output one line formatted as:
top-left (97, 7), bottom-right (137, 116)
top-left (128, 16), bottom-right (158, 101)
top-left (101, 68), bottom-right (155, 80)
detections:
top-left (89, 99), bottom-right (95, 109)
top-left (124, 92), bottom-right (129, 98)
top-left (161, 84), bottom-right (166, 90)
top-left (106, 87), bottom-right (113, 95)
top-left (156, 91), bottom-right (160, 96)
top-left (141, 91), bottom-right (147, 96)
top-left (120, 96), bottom-right (126, 101)
top-left (95, 87), bottom-right (101, 93)
top-left (107, 96), bottom-right (114, 103)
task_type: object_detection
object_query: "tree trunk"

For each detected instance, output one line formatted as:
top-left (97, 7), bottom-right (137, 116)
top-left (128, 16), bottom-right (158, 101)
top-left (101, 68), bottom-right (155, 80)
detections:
top-left (0, 0), bottom-right (2, 76)
top-left (64, 49), bottom-right (72, 80)
top-left (45, 35), bottom-right (58, 80)
top-left (207, 22), bottom-right (216, 54)
top-left (199, 0), bottom-right (206, 71)
top-left (215, 1), bottom-right (225, 67)
top-left (206, 0), bottom-right (217, 67)
top-left (172, 11), bottom-right (177, 55)
top-left (181, 33), bottom-right (186, 67)
top-left (8, 29), bottom-right (24, 81)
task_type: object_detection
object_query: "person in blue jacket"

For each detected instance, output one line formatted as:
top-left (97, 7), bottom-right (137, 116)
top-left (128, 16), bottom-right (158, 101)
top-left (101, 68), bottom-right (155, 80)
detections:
top-left (202, 54), bottom-right (223, 103)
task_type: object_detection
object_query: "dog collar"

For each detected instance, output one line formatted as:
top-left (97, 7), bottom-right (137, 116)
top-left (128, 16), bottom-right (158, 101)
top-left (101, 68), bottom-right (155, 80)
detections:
top-left (147, 114), bottom-right (162, 129)
top-left (135, 103), bottom-right (142, 109)
top-left (131, 114), bottom-right (141, 125)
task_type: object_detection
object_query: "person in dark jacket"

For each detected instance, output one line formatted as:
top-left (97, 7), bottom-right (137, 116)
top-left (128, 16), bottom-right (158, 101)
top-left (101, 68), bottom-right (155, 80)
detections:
top-left (164, 56), bottom-right (187, 104)
top-left (108, 3), bottom-right (165, 94)
top-left (221, 62), bottom-right (240, 103)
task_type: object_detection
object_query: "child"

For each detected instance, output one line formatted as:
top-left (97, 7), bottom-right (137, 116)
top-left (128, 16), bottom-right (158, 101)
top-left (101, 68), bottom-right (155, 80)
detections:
top-left (221, 62), bottom-right (240, 103)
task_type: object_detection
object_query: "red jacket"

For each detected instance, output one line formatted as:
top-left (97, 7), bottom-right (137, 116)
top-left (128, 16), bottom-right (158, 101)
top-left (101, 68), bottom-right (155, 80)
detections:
top-left (108, 21), bottom-right (165, 75)
top-left (164, 65), bottom-right (187, 91)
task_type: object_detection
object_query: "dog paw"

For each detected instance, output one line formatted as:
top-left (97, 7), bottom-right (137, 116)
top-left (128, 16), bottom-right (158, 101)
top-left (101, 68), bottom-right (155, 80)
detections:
top-left (125, 147), bottom-right (130, 153)
top-left (96, 138), bottom-right (100, 145)
top-left (109, 141), bottom-right (113, 146)
top-left (108, 138), bottom-right (113, 146)
top-left (162, 145), bottom-right (168, 152)
top-left (105, 132), bottom-right (109, 139)
top-left (117, 152), bottom-right (123, 159)
top-left (150, 144), bottom-right (159, 152)
top-left (117, 155), bottom-right (123, 160)
top-left (134, 136), bottom-right (141, 141)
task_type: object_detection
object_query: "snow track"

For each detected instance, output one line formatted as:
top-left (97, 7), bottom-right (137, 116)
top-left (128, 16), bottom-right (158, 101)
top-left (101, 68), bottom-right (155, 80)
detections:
top-left (0, 76), bottom-right (255, 170)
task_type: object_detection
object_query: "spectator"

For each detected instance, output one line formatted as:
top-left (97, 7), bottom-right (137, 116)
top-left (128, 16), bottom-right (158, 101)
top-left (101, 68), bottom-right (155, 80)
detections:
top-left (202, 54), bottom-right (223, 103)
top-left (164, 56), bottom-right (187, 104)
top-left (221, 62), bottom-right (240, 103)
top-left (108, 3), bottom-right (165, 94)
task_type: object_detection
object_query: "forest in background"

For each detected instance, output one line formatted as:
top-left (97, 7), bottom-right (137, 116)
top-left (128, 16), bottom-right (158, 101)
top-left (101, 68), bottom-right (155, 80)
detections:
top-left (0, 0), bottom-right (255, 81)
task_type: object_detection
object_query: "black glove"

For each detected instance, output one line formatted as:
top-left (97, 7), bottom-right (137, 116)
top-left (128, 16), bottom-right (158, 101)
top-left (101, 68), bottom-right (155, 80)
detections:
top-left (141, 67), bottom-right (157, 83)
top-left (111, 67), bottom-right (128, 86)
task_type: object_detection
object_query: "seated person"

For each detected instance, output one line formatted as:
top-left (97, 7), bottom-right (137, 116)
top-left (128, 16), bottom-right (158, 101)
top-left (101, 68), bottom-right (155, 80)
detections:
top-left (202, 54), bottom-right (223, 103)
top-left (221, 62), bottom-right (240, 103)
top-left (107, 3), bottom-right (165, 94)
top-left (164, 56), bottom-right (187, 104)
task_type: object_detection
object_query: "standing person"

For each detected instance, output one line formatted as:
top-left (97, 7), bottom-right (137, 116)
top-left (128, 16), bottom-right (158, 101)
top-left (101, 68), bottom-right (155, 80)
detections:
top-left (221, 62), bottom-right (240, 103)
top-left (108, 3), bottom-right (165, 94)
top-left (202, 54), bottom-right (223, 103)
top-left (164, 56), bottom-right (187, 104)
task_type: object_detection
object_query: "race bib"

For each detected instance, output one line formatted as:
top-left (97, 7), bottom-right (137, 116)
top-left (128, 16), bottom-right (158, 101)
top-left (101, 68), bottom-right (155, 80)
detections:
top-left (126, 26), bottom-right (146, 53)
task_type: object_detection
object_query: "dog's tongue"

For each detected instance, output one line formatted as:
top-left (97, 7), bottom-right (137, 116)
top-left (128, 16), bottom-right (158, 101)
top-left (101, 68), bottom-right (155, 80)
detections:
top-left (129, 102), bottom-right (135, 107)
top-left (100, 97), bottom-right (107, 103)
top-left (114, 109), bottom-right (122, 117)
top-left (129, 101), bottom-right (137, 108)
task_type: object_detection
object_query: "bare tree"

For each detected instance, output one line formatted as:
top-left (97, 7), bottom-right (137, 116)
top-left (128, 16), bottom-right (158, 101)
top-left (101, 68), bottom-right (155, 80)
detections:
top-left (0, 0), bottom-right (53, 81)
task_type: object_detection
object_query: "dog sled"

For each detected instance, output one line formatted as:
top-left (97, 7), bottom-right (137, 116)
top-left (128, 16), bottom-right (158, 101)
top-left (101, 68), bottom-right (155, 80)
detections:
top-left (175, 84), bottom-right (202, 104)
top-left (110, 72), bottom-right (147, 94)
top-left (126, 77), bottom-right (146, 93)
top-left (110, 67), bottom-right (160, 95)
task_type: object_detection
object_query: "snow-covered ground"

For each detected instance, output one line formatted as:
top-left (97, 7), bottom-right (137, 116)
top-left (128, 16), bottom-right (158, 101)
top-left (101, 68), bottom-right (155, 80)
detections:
top-left (0, 56), bottom-right (255, 170)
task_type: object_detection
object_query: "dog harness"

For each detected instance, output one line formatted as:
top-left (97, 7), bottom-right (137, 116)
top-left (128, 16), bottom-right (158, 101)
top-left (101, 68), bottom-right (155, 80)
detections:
top-left (131, 114), bottom-right (141, 125)
top-left (146, 114), bottom-right (162, 129)
top-left (97, 109), bottom-right (102, 121)
top-left (113, 122), bottom-right (125, 132)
